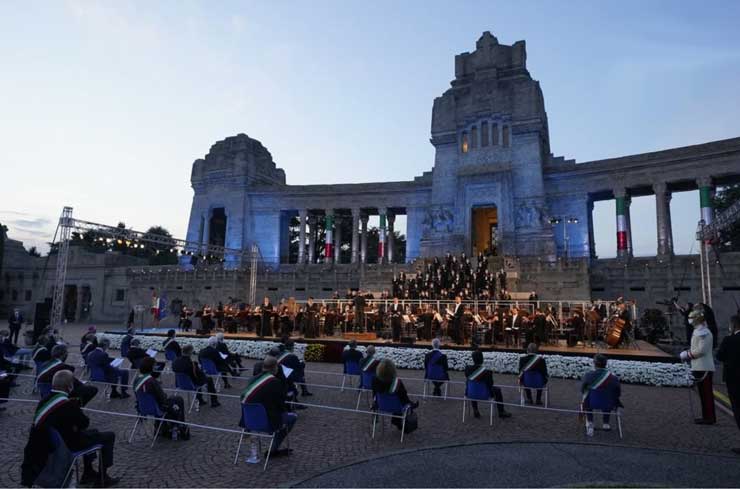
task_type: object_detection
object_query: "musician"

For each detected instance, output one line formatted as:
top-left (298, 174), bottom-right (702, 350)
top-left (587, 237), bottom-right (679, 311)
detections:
top-left (507, 307), bottom-right (525, 347)
top-left (37, 344), bottom-right (98, 406)
top-left (389, 298), bottom-right (403, 342)
top-left (571, 311), bottom-right (585, 344)
top-left (179, 304), bottom-right (192, 332)
top-left (172, 344), bottom-right (220, 408)
top-left (581, 354), bottom-right (621, 436)
top-left (424, 338), bottom-right (449, 396)
top-left (518, 343), bottom-right (548, 405)
top-left (531, 309), bottom-right (547, 346)
top-left (279, 304), bottom-right (293, 337)
top-left (615, 302), bottom-right (632, 346)
top-left (680, 309), bottom-right (716, 424)
top-left (717, 315), bottom-right (740, 453)
top-left (323, 304), bottom-right (337, 336)
top-left (353, 292), bottom-right (366, 332)
top-left (449, 296), bottom-right (465, 345)
top-left (418, 305), bottom-right (434, 341)
top-left (260, 297), bottom-right (274, 338)
top-left (304, 297), bottom-right (319, 338)
top-left (163, 329), bottom-right (182, 358)
top-left (464, 350), bottom-right (512, 419)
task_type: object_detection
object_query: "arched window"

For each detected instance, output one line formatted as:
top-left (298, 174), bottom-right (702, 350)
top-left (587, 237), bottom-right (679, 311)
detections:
top-left (461, 132), bottom-right (469, 153)
top-left (502, 125), bottom-right (510, 147)
top-left (492, 123), bottom-right (499, 145)
top-left (470, 126), bottom-right (478, 149)
top-left (481, 121), bottom-right (489, 147)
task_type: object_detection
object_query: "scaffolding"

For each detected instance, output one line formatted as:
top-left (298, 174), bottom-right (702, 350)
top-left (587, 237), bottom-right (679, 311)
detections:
top-left (695, 199), bottom-right (740, 307)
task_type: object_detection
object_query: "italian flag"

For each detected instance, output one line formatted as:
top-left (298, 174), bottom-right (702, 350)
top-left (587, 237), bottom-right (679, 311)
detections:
top-left (378, 214), bottom-right (387, 260)
top-left (241, 373), bottom-right (275, 403)
top-left (33, 392), bottom-right (68, 426)
top-left (616, 196), bottom-right (629, 252)
top-left (324, 214), bottom-right (334, 259)
top-left (699, 186), bottom-right (713, 226)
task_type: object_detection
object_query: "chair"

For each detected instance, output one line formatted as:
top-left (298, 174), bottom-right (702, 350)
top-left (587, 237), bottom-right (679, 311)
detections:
top-left (341, 360), bottom-right (361, 392)
top-left (583, 388), bottom-right (623, 439)
top-left (37, 382), bottom-right (52, 398)
top-left (175, 373), bottom-right (203, 413)
top-left (233, 403), bottom-right (283, 471)
top-left (519, 370), bottom-right (549, 407)
top-left (129, 391), bottom-right (165, 447)
top-left (462, 380), bottom-right (494, 426)
top-left (165, 349), bottom-right (177, 362)
top-left (199, 358), bottom-right (221, 391)
top-left (372, 392), bottom-right (410, 443)
top-left (423, 363), bottom-right (449, 399)
top-left (88, 366), bottom-right (112, 400)
top-left (356, 371), bottom-right (375, 409)
top-left (48, 427), bottom-right (104, 488)
top-left (120, 342), bottom-right (130, 359)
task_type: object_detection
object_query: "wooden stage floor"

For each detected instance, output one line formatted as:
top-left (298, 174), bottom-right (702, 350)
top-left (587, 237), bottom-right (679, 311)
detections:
top-left (115, 328), bottom-right (676, 363)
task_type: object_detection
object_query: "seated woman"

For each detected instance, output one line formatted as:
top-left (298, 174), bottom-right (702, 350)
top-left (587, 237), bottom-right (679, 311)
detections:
top-left (133, 357), bottom-right (188, 440)
top-left (371, 358), bottom-right (418, 430)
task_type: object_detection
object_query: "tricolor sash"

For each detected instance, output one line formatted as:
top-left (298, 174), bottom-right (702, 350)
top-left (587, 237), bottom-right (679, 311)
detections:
top-left (33, 392), bottom-right (69, 426)
top-left (362, 357), bottom-right (379, 372)
top-left (387, 377), bottom-right (400, 394)
top-left (37, 359), bottom-right (62, 381)
top-left (164, 338), bottom-right (175, 350)
top-left (133, 374), bottom-right (154, 393)
top-left (241, 373), bottom-right (276, 403)
top-left (518, 355), bottom-right (542, 382)
top-left (32, 346), bottom-right (48, 361)
top-left (467, 366), bottom-right (487, 382)
top-left (582, 369), bottom-right (614, 402)
top-left (276, 352), bottom-right (290, 365)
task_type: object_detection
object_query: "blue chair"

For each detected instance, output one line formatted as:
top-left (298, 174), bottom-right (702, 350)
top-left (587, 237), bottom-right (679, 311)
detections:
top-left (48, 427), bottom-right (103, 487)
top-left (89, 365), bottom-right (112, 400)
top-left (519, 370), bottom-right (549, 407)
top-left (32, 360), bottom-right (45, 393)
top-left (128, 391), bottom-right (165, 447)
top-left (462, 380), bottom-right (494, 426)
top-left (165, 350), bottom-right (177, 362)
top-left (37, 382), bottom-right (52, 398)
top-left (583, 388), bottom-right (623, 438)
top-left (120, 342), bottom-right (130, 359)
top-left (175, 373), bottom-right (203, 413)
top-left (423, 363), bottom-right (449, 399)
top-left (372, 392), bottom-right (410, 442)
top-left (341, 360), bottom-right (361, 392)
top-left (199, 358), bottom-right (221, 391)
top-left (356, 371), bottom-right (375, 409)
top-left (233, 403), bottom-right (282, 471)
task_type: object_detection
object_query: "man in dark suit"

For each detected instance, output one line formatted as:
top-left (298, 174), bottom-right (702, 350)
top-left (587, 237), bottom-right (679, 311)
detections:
top-left (21, 370), bottom-right (118, 486)
top-left (173, 344), bottom-right (220, 408)
top-left (37, 345), bottom-right (98, 406)
top-left (424, 338), bottom-right (450, 396)
top-left (276, 338), bottom-right (312, 397)
top-left (581, 353), bottom-right (622, 437)
top-left (87, 338), bottom-right (130, 398)
top-left (126, 339), bottom-right (149, 370)
top-left (518, 343), bottom-right (549, 405)
top-left (464, 350), bottom-right (511, 419)
top-left (260, 297), bottom-right (274, 337)
top-left (240, 355), bottom-right (297, 458)
top-left (199, 336), bottom-right (234, 388)
top-left (717, 315), bottom-right (740, 454)
top-left (389, 297), bottom-right (403, 342)
top-left (353, 292), bottom-right (366, 332)
top-left (216, 332), bottom-right (243, 371)
top-left (163, 329), bottom-right (182, 358)
top-left (119, 327), bottom-right (134, 358)
top-left (8, 308), bottom-right (23, 345)
top-left (450, 296), bottom-right (465, 345)
top-left (531, 309), bottom-right (547, 345)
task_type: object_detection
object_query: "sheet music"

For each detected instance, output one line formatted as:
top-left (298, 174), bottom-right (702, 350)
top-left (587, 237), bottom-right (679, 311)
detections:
top-left (281, 364), bottom-right (294, 379)
top-left (110, 358), bottom-right (124, 368)
top-left (219, 352), bottom-right (228, 360)
top-left (146, 349), bottom-right (158, 358)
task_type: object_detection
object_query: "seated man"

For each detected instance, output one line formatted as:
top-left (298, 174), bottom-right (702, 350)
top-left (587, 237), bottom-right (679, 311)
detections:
top-left (216, 332), bottom-right (243, 372)
top-left (37, 345), bottom-right (98, 406)
top-left (21, 370), bottom-right (118, 486)
top-left (580, 353), bottom-right (622, 437)
top-left (126, 339), bottom-right (151, 370)
top-left (120, 327), bottom-right (134, 357)
top-left (0, 354), bottom-right (17, 412)
top-left (518, 343), bottom-right (549, 405)
top-left (276, 338), bottom-right (312, 397)
top-left (240, 355), bottom-right (296, 458)
top-left (133, 357), bottom-right (188, 440)
top-left (199, 336), bottom-right (234, 389)
top-left (464, 350), bottom-right (511, 419)
top-left (172, 344), bottom-right (221, 408)
top-left (80, 327), bottom-right (98, 355)
top-left (1, 329), bottom-right (33, 365)
top-left (87, 338), bottom-right (130, 399)
top-left (31, 336), bottom-right (51, 365)
top-left (372, 358), bottom-right (419, 430)
top-left (163, 329), bottom-right (182, 358)
top-left (424, 338), bottom-right (449, 396)
top-left (342, 340), bottom-right (363, 365)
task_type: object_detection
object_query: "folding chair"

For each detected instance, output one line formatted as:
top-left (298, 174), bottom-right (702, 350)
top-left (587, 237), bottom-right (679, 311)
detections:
top-left (88, 366), bottom-right (112, 400)
top-left (423, 363), bottom-right (449, 399)
top-left (175, 373), bottom-right (204, 413)
top-left (462, 380), bottom-right (494, 426)
top-left (234, 403), bottom-right (284, 471)
top-left (583, 388), bottom-right (623, 439)
top-left (356, 371), bottom-right (375, 409)
top-left (519, 370), bottom-right (549, 407)
top-left (341, 360), bottom-right (361, 392)
top-left (128, 391), bottom-right (165, 447)
top-left (48, 427), bottom-right (104, 488)
top-left (199, 358), bottom-right (222, 391)
top-left (372, 392), bottom-right (410, 443)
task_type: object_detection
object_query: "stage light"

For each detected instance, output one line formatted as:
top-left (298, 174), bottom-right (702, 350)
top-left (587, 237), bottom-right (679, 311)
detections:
top-left (117, 239), bottom-right (122, 245)
top-left (567, 217), bottom-right (579, 224)
top-left (548, 218), bottom-right (561, 225)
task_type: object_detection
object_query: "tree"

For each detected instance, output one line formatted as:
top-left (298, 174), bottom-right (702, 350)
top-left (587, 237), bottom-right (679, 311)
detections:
top-left (27, 246), bottom-right (41, 257)
top-left (713, 184), bottom-right (740, 252)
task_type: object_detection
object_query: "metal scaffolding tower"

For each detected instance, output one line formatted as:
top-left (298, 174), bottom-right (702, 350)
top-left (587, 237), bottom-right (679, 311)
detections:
top-left (695, 199), bottom-right (740, 307)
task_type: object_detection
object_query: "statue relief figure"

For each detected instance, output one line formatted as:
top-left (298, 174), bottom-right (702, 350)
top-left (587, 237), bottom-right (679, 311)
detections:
top-left (423, 206), bottom-right (455, 234)
top-left (516, 203), bottom-right (543, 228)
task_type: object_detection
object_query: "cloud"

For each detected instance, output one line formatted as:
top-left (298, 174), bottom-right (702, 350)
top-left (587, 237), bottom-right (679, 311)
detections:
top-left (10, 218), bottom-right (52, 229)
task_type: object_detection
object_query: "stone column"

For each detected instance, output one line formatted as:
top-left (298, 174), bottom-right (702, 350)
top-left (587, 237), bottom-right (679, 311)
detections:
top-left (351, 208), bottom-right (361, 264)
top-left (378, 207), bottom-right (387, 264)
top-left (360, 214), bottom-right (369, 264)
top-left (308, 214), bottom-right (317, 264)
top-left (324, 209), bottom-right (334, 264)
top-left (334, 215), bottom-right (342, 264)
top-left (653, 182), bottom-right (674, 257)
top-left (387, 213), bottom-right (395, 263)
top-left (614, 188), bottom-right (632, 259)
top-left (297, 209), bottom-right (307, 264)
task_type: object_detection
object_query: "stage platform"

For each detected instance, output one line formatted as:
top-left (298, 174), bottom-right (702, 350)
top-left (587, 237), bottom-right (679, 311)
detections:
top-left (107, 327), bottom-right (676, 363)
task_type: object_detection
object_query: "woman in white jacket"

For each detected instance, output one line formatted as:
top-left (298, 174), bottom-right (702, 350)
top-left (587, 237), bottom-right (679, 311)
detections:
top-left (680, 309), bottom-right (716, 424)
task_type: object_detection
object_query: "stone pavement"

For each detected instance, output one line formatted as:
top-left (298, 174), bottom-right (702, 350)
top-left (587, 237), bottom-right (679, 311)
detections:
top-left (1, 323), bottom-right (738, 487)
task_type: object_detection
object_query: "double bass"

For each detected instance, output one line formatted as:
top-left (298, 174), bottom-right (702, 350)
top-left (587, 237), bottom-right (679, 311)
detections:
top-left (605, 317), bottom-right (627, 347)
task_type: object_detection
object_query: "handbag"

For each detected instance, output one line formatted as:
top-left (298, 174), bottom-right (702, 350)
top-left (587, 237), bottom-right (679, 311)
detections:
top-left (403, 408), bottom-right (419, 434)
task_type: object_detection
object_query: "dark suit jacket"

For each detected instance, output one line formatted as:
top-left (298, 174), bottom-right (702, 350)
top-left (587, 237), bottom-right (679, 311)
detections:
top-left (163, 338), bottom-right (182, 357)
top-left (464, 364), bottom-right (495, 396)
top-left (242, 373), bottom-right (287, 430)
top-left (717, 331), bottom-right (740, 384)
top-left (372, 377), bottom-right (411, 406)
top-left (424, 350), bottom-right (450, 379)
top-left (172, 355), bottom-right (207, 385)
top-left (199, 346), bottom-right (229, 372)
top-left (86, 348), bottom-right (117, 380)
top-left (518, 354), bottom-right (549, 380)
top-left (342, 348), bottom-right (363, 364)
top-left (127, 347), bottom-right (149, 367)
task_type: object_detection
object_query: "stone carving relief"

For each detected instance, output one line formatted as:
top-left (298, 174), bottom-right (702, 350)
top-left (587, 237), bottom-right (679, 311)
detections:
top-left (422, 206), bottom-right (455, 235)
top-left (516, 202), bottom-right (545, 228)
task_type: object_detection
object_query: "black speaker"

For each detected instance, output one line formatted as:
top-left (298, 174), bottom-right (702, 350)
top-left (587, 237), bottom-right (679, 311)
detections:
top-left (33, 300), bottom-right (52, 340)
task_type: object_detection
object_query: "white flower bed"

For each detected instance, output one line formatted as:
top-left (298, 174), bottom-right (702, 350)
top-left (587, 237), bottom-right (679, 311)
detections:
top-left (100, 333), bottom-right (690, 387)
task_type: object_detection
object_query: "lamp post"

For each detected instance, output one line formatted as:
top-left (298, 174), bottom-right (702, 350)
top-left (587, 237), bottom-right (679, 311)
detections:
top-left (549, 217), bottom-right (579, 259)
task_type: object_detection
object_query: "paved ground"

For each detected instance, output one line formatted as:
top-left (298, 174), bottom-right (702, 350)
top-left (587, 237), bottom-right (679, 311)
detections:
top-left (1, 323), bottom-right (739, 487)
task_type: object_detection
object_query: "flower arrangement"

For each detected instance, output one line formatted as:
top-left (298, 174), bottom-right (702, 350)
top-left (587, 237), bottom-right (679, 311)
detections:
top-left (304, 344), bottom-right (325, 362)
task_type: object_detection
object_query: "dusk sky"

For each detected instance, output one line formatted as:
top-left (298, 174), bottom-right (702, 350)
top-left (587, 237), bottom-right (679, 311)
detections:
top-left (2, 1), bottom-right (739, 258)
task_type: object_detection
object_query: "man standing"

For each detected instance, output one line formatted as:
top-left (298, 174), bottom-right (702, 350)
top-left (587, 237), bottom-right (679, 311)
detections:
top-left (450, 296), bottom-right (464, 345)
top-left (8, 308), bottom-right (23, 345)
top-left (390, 297), bottom-right (403, 342)
top-left (717, 315), bottom-right (740, 454)
top-left (680, 309), bottom-right (716, 425)
top-left (353, 291), bottom-right (366, 333)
